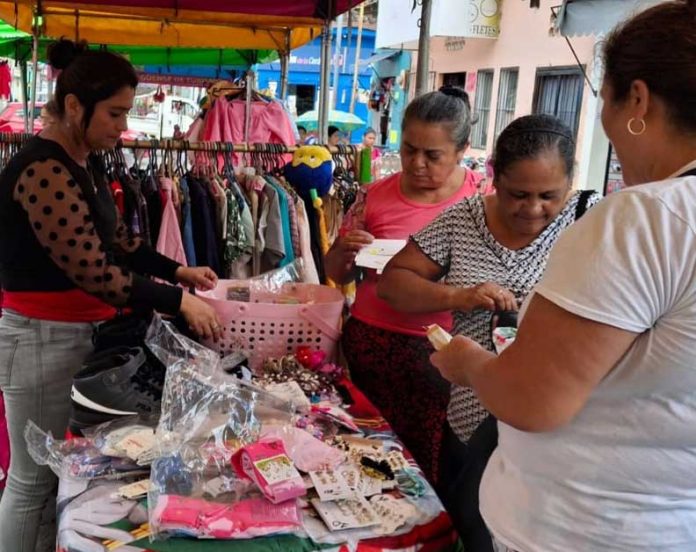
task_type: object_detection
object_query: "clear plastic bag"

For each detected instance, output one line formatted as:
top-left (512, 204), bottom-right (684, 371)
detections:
top-left (144, 315), bottom-right (303, 540)
top-left (24, 420), bottom-right (147, 481)
top-left (249, 258), bottom-right (305, 297)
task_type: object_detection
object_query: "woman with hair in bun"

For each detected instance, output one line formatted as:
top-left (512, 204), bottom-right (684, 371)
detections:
top-left (0, 40), bottom-right (221, 551)
top-left (325, 86), bottom-right (483, 483)
top-left (429, 1), bottom-right (696, 550)
top-left (379, 113), bottom-right (599, 549)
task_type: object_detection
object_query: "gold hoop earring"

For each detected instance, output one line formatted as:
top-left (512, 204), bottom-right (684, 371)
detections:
top-left (627, 118), bottom-right (646, 136)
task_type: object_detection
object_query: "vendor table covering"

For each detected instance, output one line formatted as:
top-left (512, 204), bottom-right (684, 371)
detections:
top-left (55, 380), bottom-right (462, 552)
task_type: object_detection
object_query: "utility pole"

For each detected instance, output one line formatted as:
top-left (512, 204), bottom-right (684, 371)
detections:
top-left (331, 14), bottom-right (344, 109)
top-left (349, 4), bottom-right (365, 113)
top-left (415, 0), bottom-right (433, 97)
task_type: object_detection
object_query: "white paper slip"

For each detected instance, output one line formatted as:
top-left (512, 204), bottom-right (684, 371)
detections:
top-left (355, 239), bottom-right (407, 274)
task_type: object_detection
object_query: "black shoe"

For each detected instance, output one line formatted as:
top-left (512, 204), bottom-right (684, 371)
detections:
top-left (93, 314), bottom-right (150, 352)
top-left (68, 346), bottom-right (161, 435)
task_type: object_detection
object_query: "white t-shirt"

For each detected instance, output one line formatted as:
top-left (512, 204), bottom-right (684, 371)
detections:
top-left (481, 169), bottom-right (696, 552)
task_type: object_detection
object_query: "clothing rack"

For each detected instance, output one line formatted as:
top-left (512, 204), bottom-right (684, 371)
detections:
top-left (117, 139), bottom-right (359, 156)
top-left (0, 133), bottom-right (359, 157)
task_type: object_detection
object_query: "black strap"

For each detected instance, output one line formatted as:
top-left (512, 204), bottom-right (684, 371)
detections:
top-left (679, 168), bottom-right (696, 178)
top-left (574, 190), bottom-right (594, 221)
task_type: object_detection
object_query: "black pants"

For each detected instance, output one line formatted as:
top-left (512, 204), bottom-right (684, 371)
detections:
top-left (438, 416), bottom-right (498, 552)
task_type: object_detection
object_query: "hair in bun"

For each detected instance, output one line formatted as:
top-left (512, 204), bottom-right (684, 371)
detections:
top-left (46, 39), bottom-right (88, 71)
top-left (439, 85), bottom-right (471, 106)
top-left (46, 39), bottom-right (138, 131)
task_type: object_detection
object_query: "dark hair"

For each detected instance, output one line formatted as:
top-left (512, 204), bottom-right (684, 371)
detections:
top-left (298, 125), bottom-right (307, 133)
top-left (402, 86), bottom-right (474, 150)
top-left (602, 0), bottom-right (696, 134)
top-left (46, 39), bottom-right (138, 132)
top-left (364, 127), bottom-right (377, 136)
top-left (493, 114), bottom-right (575, 181)
top-left (328, 125), bottom-right (340, 137)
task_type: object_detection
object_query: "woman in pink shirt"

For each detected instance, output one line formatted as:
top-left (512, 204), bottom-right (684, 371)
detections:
top-left (325, 86), bottom-right (482, 482)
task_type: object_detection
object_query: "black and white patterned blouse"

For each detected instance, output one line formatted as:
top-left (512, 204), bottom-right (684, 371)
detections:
top-left (412, 191), bottom-right (600, 442)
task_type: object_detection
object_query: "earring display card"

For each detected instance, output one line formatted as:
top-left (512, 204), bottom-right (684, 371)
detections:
top-left (369, 494), bottom-right (418, 534)
top-left (311, 497), bottom-right (380, 531)
top-left (336, 464), bottom-right (382, 497)
top-left (309, 468), bottom-right (355, 502)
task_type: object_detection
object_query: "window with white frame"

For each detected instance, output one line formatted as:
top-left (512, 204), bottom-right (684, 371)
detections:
top-left (494, 68), bottom-right (519, 140)
top-left (471, 70), bottom-right (494, 149)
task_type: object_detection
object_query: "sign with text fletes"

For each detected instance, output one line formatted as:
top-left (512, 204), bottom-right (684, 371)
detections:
top-left (376, 0), bottom-right (502, 49)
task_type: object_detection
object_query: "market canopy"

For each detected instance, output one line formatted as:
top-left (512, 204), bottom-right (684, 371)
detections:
top-left (0, 21), bottom-right (278, 67)
top-left (553, 0), bottom-right (664, 36)
top-left (0, 0), bottom-right (363, 51)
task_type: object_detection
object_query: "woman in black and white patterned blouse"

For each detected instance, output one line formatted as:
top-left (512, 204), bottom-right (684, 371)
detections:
top-left (378, 114), bottom-right (600, 549)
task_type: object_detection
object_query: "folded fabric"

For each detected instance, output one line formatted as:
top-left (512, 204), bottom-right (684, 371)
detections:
top-left (151, 494), bottom-right (302, 539)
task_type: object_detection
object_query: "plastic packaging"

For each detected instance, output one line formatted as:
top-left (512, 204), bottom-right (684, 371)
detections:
top-left (144, 315), bottom-right (302, 540)
top-left (425, 324), bottom-right (453, 351)
top-left (24, 420), bottom-right (146, 481)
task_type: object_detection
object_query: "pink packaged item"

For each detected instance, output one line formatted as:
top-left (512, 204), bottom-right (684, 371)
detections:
top-left (152, 495), bottom-right (302, 539)
top-left (231, 438), bottom-right (306, 504)
top-left (261, 425), bottom-right (345, 473)
top-left (0, 392), bottom-right (9, 490)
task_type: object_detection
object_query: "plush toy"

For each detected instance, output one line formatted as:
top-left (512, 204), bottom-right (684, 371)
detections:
top-left (284, 145), bottom-right (333, 200)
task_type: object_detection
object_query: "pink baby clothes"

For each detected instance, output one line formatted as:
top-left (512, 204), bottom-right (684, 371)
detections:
top-left (156, 177), bottom-right (188, 267)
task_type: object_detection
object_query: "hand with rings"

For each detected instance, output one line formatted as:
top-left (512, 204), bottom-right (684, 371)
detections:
top-left (179, 292), bottom-right (223, 341)
top-left (457, 282), bottom-right (518, 312)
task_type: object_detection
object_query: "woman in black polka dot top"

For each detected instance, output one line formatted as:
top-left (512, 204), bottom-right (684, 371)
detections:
top-left (0, 40), bottom-right (221, 552)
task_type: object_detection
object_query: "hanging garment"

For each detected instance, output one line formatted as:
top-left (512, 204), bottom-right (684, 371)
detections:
top-left (222, 186), bottom-right (247, 275)
top-left (188, 176), bottom-right (221, 275)
top-left (156, 177), bottom-right (187, 267)
top-left (178, 177), bottom-right (197, 267)
top-left (266, 177), bottom-right (295, 267)
top-left (109, 181), bottom-right (126, 216)
top-left (0, 62), bottom-right (11, 100)
top-left (261, 181), bottom-right (287, 273)
top-left (295, 199), bottom-right (320, 284)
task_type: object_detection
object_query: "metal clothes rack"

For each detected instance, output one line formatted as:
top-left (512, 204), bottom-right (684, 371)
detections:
top-left (0, 133), bottom-right (360, 156)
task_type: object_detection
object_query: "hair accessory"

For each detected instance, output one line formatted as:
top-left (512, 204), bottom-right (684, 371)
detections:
top-left (627, 117), bottom-right (646, 136)
top-left (395, 468), bottom-right (427, 498)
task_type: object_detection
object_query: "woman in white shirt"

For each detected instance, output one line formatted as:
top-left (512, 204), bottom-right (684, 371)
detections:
top-left (430, 1), bottom-right (696, 550)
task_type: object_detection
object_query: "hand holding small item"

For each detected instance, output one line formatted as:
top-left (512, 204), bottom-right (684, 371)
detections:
top-left (430, 334), bottom-right (491, 388)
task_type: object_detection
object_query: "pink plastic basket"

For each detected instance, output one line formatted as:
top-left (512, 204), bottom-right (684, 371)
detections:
top-left (198, 280), bottom-right (345, 371)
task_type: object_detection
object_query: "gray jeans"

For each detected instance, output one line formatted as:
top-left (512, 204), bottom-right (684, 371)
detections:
top-left (0, 310), bottom-right (97, 552)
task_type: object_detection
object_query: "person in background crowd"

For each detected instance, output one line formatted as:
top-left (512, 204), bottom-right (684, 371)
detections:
top-left (430, 2), bottom-right (696, 550)
top-left (379, 114), bottom-right (599, 550)
top-left (297, 125), bottom-right (308, 144)
top-left (173, 124), bottom-right (184, 140)
top-left (328, 125), bottom-right (341, 147)
top-left (325, 86), bottom-right (482, 483)
top-left (362, 127), bottom-right (382, 181)
top-left (0, 39), bottom-right (221, 552)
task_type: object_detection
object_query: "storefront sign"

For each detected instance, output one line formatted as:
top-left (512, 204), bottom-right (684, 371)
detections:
top-left (376, 0), bottom-right (502, 48)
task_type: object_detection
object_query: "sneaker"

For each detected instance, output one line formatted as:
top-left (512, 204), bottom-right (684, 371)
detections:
top-left (93, 313), bottom-right (167, 392)
top-left (68, 346), bottom-right (161, 435)
top-left (93, 314), bottom-right (150, 352)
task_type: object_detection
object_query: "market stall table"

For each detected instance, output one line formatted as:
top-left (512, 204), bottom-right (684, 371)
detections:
top-left (55, 379), bottom-right (462, 552)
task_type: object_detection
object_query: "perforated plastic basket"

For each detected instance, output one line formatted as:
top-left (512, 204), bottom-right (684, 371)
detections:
top-left (197, 280), bottom-right (345, 371)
